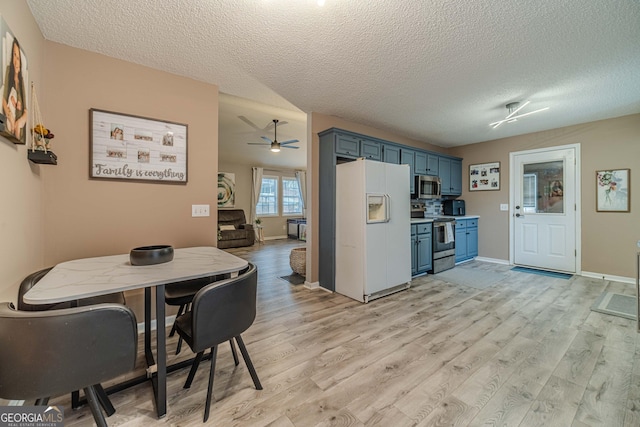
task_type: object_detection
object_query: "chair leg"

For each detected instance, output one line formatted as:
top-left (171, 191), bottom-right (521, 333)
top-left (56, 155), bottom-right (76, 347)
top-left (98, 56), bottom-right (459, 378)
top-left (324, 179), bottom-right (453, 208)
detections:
top-left (230, 339), bottom-right (239, 366)
top-left (169, 304), bottom-right (186, 337)
top-left (84, 386), bottom-right (108, 427)
top-left (95, 384), bottom-right (115, 417)
top-left (203, 346), bottom-right (218, 423)
top-left (71, 390), bottom-right (80, 409)
top-left (184, 351), bottom-right (204, 389)
top-left (235, 335), bottom-right (263, 390)
top-left (175, 336), bottom-right (184, 355)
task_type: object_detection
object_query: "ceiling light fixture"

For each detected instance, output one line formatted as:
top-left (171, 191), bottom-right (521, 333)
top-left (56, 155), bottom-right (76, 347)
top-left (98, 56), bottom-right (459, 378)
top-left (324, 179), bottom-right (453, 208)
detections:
top-left (270, 143), bottom-right (281, 153)
top-left (490, 101), bottom-right (550, 129)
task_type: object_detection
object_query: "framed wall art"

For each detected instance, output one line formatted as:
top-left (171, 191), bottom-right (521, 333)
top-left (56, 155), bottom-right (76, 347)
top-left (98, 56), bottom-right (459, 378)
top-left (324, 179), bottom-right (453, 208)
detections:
top-left (90, 109), bottom-right (188, 184)
top-left (0, 15), bottom-right (29, 145)
top-left (596, 169), bottom-right (630, 212)
top-left (217, 172), bottom-right (235, 208)
top-left (470, 162), bottom-right (500, 191)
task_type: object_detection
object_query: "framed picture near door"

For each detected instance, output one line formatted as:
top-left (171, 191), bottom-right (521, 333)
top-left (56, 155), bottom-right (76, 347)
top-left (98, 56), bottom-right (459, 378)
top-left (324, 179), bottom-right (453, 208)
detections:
top-left (470, 162), bottom-right (500, 191)
top-left (596, 169), bottom-right (630, 212)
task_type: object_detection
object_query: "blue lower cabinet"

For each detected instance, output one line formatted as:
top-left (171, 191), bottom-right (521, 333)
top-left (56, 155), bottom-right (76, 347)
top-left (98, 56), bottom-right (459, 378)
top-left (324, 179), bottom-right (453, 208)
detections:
top-left (412, 223), bottom-right (432, 275)
top-left (455, 218), bottom-right (478, 262)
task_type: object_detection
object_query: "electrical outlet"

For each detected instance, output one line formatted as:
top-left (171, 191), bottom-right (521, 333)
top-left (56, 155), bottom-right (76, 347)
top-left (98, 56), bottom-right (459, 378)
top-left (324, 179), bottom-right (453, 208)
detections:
top-left (500, 204), bottom-right (508, 211)
top-left (191, 204), bottom-right (210, 217)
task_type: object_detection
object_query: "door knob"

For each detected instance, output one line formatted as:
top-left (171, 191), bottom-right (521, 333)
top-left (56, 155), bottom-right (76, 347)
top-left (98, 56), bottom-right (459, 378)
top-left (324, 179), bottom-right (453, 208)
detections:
top-left (515, 205), bottom-right (520, 209)
top-left (515, 213), bottom-right (522, 217)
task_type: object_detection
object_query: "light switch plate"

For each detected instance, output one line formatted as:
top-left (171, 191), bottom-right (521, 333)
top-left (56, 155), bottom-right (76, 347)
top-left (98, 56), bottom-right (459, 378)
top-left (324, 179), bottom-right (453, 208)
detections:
top-left (500, 204), bottom-right (508, 211)
top-left (192, 204), bottom-right (210, 217)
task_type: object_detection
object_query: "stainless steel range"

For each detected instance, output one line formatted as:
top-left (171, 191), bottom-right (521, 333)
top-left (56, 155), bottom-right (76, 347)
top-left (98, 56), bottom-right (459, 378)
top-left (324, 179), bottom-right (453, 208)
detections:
top-left (431, 218), bottom-right (456, 273)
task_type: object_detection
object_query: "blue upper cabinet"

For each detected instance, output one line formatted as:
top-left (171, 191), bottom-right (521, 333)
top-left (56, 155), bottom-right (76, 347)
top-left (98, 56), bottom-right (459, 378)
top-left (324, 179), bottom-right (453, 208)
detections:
top-left (400, 149), bottom-right (415, 194)
top-left (427, 153), bottom-right (439, 176)
top-left (335, 134), bottom-right (360, 157)
top-left (439, 157), bottom-right (462, 196)
top-left (360, 139), bottom-right (382, 161)
top-left (450, 159), bottom-right (462, 195)
top-left (415, 151), bottom-right (427, 175)
top-left (383, 144), bottom-right (400, 164)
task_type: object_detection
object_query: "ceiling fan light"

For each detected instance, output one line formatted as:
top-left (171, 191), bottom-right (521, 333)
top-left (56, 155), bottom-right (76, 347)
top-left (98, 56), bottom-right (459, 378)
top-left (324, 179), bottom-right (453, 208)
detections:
top-left (270, 145), bottom-right (281, 153)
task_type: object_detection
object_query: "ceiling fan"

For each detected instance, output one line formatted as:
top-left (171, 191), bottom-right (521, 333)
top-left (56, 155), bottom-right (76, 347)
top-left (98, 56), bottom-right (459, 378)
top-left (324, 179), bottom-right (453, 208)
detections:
top-left (247, 119), bottom-right (299, 152)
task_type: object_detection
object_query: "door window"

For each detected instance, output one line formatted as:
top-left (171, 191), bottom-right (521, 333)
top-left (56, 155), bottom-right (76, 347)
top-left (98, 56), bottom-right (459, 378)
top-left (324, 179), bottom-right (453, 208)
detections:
top-left (522, 160), bottom-right (564, 214)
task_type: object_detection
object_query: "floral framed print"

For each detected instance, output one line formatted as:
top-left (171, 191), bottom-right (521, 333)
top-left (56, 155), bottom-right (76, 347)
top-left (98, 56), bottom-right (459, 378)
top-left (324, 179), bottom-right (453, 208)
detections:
top-left (470, 162), bottom-right (500, 191)
top-left (0, 16), bottom-right (29, 144)
top-left (90, 109), bottom-right (188, 184)
top-left (596, 169), bottom-right (630, 212)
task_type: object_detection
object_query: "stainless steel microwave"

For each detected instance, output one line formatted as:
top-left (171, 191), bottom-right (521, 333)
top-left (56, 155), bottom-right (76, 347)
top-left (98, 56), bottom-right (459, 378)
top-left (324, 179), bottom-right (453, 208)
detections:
top-left (415, 175), bottom-right (441, 199)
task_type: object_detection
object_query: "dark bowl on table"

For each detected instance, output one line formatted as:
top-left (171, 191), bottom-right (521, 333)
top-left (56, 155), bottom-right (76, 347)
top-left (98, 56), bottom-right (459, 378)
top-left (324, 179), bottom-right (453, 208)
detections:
top-left (130, 245), bottom-right (174, 266)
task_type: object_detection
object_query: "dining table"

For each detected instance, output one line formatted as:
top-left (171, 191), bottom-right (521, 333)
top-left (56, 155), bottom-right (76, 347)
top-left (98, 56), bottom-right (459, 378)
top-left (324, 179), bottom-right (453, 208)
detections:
top-left (23, 246), bottom-right (249, 419)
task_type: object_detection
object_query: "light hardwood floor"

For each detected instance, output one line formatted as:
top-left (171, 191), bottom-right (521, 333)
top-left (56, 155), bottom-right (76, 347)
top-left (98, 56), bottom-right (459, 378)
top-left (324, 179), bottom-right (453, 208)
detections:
top-left (52, 239), bottom-right (640, 426)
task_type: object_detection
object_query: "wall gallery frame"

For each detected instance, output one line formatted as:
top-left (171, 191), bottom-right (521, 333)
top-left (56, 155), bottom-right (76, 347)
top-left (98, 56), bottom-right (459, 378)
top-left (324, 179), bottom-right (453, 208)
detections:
top-left (0, 15), bottom-right (29, 145)
top-left (596, 169), bottom-right (630, 212)
top-left (217, 172), bottom-right (235, 208)
top-left (470, 162), bottom-right (500, 191)
top-left (90, 109), bottom-right (188, 184)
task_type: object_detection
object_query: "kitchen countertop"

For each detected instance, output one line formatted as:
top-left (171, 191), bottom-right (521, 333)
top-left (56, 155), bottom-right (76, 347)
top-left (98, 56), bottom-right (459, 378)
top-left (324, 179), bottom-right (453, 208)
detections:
top-left (411, 215), bottom-right (480, 224)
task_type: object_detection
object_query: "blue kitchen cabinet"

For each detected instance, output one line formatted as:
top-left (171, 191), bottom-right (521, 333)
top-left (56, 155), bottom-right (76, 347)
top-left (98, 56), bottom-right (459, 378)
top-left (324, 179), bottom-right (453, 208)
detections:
top-left (412, 223), bottom-right (432, 275)
top-left (439, 157), bottom-right (462, 196)
top-left (450, 159), bottom-right (462, 195)
top-left (415, 151), bottom-right (427, 175)
top-left (411, 226), bottom-right (418, 275)
top-left (361, 139), bottom-right (382, 161)
top-left (455, 218), bottom-right (478, 262)
top-left (427, 153), bottom-right (439, 176)
top-left (335, 134), bottom-right (360, 157)
top-left (383, 144), bottom-right (400, 164)
top-left (401, 149), bottom-right (416, 195)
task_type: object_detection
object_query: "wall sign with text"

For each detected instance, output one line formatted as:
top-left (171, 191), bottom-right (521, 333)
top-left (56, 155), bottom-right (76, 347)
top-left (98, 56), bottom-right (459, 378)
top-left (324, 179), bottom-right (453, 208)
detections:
top-left (90, 109), bottom-right (188, 184)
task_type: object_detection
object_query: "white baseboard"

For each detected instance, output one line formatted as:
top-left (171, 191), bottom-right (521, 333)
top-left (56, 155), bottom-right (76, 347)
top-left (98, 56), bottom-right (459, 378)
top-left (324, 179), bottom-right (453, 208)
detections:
top-left (475, 256), bottom-right (510, 265)
top-left (581, 271), bottom-right (635, 285)
top-left (137, 315), bottom-right (176, 334)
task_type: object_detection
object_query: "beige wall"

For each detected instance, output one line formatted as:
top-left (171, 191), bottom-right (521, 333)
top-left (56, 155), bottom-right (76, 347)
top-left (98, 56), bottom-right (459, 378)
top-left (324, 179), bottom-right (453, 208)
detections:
top-left (0, 1), bottom-right (46, 304)
top-left (308, 112), bottom-right (446, 284)
top-left (38, 42), bottom-right (219, 316)
top-left (450, 113), bottom-right (639, 278)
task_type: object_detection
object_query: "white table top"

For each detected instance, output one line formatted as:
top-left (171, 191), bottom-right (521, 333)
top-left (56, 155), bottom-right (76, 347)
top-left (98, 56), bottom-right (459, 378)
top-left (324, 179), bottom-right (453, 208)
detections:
top-left (24, 246), bottom-right (249, 304)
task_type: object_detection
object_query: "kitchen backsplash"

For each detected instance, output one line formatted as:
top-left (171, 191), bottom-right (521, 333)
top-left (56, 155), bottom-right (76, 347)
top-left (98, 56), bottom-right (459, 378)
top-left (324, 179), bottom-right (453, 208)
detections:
top-left (424, 200), bottom-right (443, 215)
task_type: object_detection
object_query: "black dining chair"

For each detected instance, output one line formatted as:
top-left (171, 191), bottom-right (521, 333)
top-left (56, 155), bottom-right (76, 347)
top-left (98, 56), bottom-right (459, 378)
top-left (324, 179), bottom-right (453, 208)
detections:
top-left (17, 266), bottom-right (127, 413)
top-left (174, 262), bottom-right (262, 422)
top-left (164, 273), bottom-right (232, 355)
top-left (0, 302), bottom-right (137, 427)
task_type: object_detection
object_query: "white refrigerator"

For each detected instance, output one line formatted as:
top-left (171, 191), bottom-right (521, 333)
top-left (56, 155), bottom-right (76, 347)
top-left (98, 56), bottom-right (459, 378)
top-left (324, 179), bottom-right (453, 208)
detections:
top-left (335, 159), bottom-right (411, 303)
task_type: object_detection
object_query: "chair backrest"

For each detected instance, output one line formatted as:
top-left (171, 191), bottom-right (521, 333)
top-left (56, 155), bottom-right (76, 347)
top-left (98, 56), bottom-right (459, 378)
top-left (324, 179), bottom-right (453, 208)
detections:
top-left (0, 302), bottom-right (137, 400)
top-left (17, 267), bottom-right (59, 311)
top-left (218, 209), bottom-right (248, 228)
top-left (190, 263), bottom-right (257, 353)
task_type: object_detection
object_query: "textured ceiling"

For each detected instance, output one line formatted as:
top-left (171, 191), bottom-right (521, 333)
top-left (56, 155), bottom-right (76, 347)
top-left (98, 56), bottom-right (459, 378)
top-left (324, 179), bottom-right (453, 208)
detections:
top-left (27, 0), bottom-right (640, 148)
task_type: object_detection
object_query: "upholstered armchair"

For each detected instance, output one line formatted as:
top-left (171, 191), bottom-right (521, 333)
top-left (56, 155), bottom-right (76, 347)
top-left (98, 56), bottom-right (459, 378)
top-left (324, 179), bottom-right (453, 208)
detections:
top-left (217, 209), bottom-right (255, 249)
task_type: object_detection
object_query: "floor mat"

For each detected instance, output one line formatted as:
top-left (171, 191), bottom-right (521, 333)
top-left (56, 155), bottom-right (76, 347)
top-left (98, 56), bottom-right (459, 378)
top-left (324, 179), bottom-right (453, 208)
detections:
top-left (591, 292), bottom-right (636, 320)
top-left (511, 266), bottom-right (573, 279)
top-left (434, 265), bottom-right (506, 290)
top-left (279, 273), bottom-right (306, 285)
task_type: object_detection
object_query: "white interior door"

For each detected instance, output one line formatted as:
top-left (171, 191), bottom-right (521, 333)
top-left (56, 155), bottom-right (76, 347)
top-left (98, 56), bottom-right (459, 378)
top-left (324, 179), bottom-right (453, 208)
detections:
top-left (512, 146), bottom-right (578, 273)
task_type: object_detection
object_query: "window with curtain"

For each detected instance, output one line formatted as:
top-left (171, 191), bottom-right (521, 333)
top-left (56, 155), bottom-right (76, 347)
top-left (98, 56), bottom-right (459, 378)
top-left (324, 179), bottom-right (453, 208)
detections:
top-left (256, 175), bottom-right (278, 216)
top-left (282, 177), bottom-right (303, 215)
